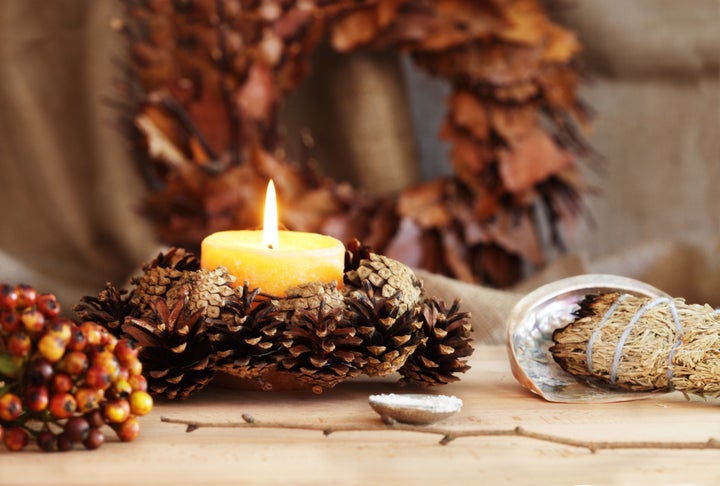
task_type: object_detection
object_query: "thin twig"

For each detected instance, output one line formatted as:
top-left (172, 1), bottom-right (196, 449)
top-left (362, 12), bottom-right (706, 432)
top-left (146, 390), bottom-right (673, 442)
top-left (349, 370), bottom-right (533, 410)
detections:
top-left (160, 415), bottom-right (720, 452)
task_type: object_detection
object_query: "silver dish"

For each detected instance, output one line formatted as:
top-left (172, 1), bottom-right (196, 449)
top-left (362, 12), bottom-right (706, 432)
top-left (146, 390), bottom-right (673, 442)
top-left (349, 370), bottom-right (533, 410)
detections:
top-left (506, 274), bottom-right (668, 403)
top-left (368, 393), bottom-right (462, 425)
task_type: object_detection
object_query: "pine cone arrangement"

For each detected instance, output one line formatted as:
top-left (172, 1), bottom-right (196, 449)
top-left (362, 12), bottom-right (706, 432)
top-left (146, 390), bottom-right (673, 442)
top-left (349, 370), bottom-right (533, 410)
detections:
top-left (76, 244), bottom-right (473, 398)
top-left (116, 0), bottom-right (590, 287)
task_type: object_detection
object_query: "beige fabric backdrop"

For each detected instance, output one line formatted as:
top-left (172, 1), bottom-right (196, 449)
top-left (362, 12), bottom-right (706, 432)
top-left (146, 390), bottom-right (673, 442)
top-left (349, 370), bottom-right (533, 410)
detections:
top-left (0, 1), bottom-right (718, 341)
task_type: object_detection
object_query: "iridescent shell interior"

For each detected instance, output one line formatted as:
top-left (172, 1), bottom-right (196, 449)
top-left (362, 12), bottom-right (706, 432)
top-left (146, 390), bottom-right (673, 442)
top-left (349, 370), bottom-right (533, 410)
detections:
top-left (506, 274), bottom-right (668, 403)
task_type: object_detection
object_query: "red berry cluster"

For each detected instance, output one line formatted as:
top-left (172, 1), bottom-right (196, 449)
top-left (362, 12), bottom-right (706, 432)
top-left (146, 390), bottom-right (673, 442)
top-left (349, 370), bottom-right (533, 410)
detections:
top-left (0, 284), bottom-right (153, 451)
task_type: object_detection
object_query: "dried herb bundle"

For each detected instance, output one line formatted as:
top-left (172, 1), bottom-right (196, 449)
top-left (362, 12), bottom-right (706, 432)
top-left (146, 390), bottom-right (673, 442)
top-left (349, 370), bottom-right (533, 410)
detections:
top-left (551, 293), bottom-right (720, 398)
top-left (114, 0), bottom-right (590, 288)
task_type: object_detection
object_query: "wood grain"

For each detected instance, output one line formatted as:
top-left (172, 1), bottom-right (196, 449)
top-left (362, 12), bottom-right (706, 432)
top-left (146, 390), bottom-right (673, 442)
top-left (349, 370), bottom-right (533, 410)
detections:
top-left (3, 345), bottom-right (720, 485)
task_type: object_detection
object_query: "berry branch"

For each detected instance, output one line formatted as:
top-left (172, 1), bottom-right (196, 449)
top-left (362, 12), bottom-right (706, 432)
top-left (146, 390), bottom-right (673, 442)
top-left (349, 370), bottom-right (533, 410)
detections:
top-left (161, 415), bottom-right (720, 452)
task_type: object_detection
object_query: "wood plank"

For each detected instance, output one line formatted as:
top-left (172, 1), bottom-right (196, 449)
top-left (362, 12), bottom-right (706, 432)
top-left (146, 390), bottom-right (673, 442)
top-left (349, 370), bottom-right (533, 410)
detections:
top-left (3, 345), bottom-right (720, 485)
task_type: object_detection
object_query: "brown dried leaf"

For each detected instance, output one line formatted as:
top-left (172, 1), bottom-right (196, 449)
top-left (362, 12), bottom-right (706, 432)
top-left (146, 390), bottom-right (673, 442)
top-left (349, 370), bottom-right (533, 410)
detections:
top-left (364, 200), bottom-right (399, 251)
top-left (496, 0), bottom-right (548, 46)
top-left (373, 12), bottom-right (437, 48)
top-left (542, 23), bottom-right (581, 63)
top-left (283, 187), bottom-right (343, 232)
top-left (320, 211), bottom-right (371, 245)
top-left (498, 129), bottom-right (573, 194)
top-left (186, 92), bottom-right (231, 157)
top-left (489, 103), bottom-right (538, 145)
top-left (473, 244), bottom-right (522, 288)
top-left (538, 65), bottom-right (582, 114)
top-left (441, 228), bottom-right (475, 282)
top-left (491, 80), bottom-right (539, 103)
top-left (377, 0), bottom-right (408, 28)
top-left (382, 217), bottom-right (425, 268)
top-left (330, 6), bottom-right (381, 51)
top-left (425, 0), bottom-right (508, 47)
top-left (132, 42), bottom-right (177, 90)
top-left (416, 43), bottom-right (542, 86)
top-left (273, 7), bottom-right (314, 40)
top-left (258, 30), bottom-right (284, 66)
top-left (135, 103), bottom-right (189, 167)
top-left (442, 126), bottom-right (495, 182)
top-left (448, 90), bottom-right (489, 140)
top-left (397, 180), bottom-right (452, 228)
top-left (249, 147), bottom-right (308, 200)
top-left (236, 63), bottom-right (278, 121)
top-left (484, 209), bottom-right (543, 265)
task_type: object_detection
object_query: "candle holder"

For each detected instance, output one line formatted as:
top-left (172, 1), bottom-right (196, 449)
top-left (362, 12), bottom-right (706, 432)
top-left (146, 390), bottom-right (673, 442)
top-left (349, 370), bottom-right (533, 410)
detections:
top-left (74, 241), bottom-right (474, 399)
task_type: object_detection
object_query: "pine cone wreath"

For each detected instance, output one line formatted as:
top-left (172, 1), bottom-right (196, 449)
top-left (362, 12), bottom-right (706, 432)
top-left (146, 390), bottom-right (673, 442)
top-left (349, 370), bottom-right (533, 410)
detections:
top-left (74, 243), bottom-right (475, 398)
top-left (123, 295), bottom-right (216, 400)
top-left (279, 299), bottom-right (366, 394)
top-left (398, 298), bottom-right (474, 387)
top-left (207, 283), bottom-right (284, 382)
top-left (344, 280), bottom-right (424, 377)
top-left (73, 282), bottom-right (137, 337)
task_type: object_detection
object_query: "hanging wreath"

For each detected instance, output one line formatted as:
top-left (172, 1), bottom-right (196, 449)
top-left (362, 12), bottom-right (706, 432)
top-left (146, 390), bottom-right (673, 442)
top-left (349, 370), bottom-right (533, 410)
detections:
top-left (114, 0), bottom-right (590, 287)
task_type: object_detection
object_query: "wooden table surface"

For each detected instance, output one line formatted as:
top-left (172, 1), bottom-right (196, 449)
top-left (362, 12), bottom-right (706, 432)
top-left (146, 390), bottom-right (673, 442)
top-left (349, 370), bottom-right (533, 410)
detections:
top-left (3, 345), bottom-right (720, 485)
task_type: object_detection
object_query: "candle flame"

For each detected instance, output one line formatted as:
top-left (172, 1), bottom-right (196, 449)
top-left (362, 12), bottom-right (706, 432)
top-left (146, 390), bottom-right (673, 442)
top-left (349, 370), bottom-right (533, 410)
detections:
top-left (262, 180), bottom-right (279, 250)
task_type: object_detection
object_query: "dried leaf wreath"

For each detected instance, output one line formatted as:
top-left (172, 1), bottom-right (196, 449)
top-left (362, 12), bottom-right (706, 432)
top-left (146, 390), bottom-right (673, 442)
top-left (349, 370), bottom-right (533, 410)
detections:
top-left (113, 0), bottom-right (590, 288)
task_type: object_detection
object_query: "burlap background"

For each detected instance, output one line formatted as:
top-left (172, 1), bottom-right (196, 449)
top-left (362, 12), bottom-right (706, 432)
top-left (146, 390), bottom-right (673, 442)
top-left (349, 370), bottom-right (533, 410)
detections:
top-left (0, 1), bottom-right (717, 342)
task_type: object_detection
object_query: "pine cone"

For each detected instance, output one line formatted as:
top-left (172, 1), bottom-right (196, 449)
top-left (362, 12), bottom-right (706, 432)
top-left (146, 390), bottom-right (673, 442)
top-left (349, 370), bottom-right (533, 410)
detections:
top-left (123, 295), bottom-right (215, 400)
top-left (344, 239), bottom-right (375, 273)
top-left (207, 283), bottom-right (284, 381)
top-left (273, 281), bottom-right (345, 324)
top-left (73, 282), bottom-right (137, 337)
top-left (344, 253), bottom-right (422, 315)
top-left (165, 267), bottom-right (237, 319)
top-left (131, 248), bottom-right (236, 319)
top-left (398, 298), bottom-right (473, 386)
top-left (146, 247), bottom-right (201, 271)
top-left (130, 248), bottom-right (200, 315)
top-left (279, 299), bottom-right (365, 393)
top-left (345, 280), bottom-right (423, 377)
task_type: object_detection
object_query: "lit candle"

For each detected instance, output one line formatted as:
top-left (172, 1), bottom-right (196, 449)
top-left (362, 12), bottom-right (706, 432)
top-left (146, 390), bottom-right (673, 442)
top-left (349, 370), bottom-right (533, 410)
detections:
top-left (200, 180), bottom-right (345, 296)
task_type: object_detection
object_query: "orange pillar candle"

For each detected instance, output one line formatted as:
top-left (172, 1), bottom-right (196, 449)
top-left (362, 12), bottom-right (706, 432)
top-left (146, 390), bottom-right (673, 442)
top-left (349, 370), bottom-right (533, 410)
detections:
top-left (200, 181), bottom-right (345, 296)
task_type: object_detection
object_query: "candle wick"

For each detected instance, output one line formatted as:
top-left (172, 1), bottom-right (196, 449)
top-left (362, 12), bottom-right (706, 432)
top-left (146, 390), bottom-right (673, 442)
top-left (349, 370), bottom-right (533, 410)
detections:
top-left (267, 244), bottom-right (274, 250)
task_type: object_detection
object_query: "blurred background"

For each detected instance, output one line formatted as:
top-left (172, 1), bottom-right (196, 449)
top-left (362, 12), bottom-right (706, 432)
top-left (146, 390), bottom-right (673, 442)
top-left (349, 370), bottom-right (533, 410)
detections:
top-left (0, 0), bottom-right (718, 310)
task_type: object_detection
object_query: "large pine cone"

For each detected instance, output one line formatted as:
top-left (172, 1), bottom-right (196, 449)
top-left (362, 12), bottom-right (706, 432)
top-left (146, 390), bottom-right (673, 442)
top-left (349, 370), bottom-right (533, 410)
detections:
top-left (345, 280), bottom-right (423, 377)
top-left (207, 283), bottom-right (284, 380)
top-left (273, 281), bottom-right (345, 324)
top-left (123, 295), bottom-right (216, 400)
top-left (279, 299), bottom-right (365, 393)
top-left (344, 252), bottom-right (422, 315)
top-left (131, 248), bottom-right (236, 319)
top-left (398, 298), bottom-right (473, 386)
